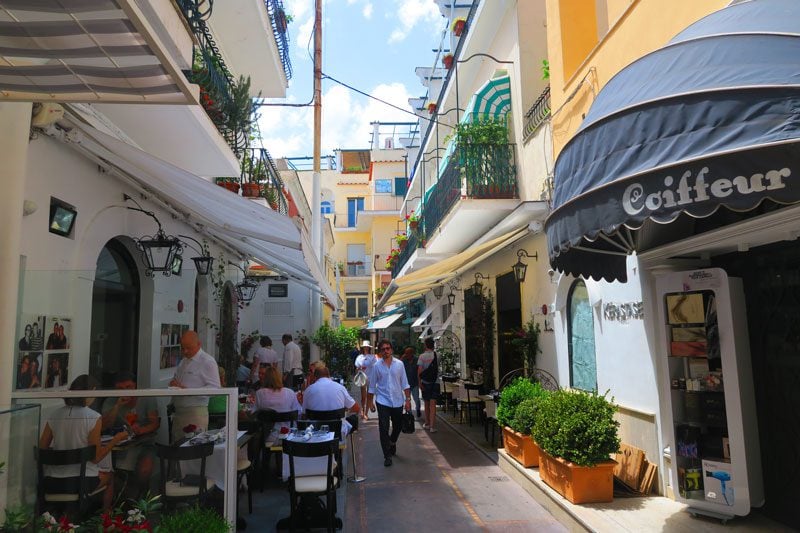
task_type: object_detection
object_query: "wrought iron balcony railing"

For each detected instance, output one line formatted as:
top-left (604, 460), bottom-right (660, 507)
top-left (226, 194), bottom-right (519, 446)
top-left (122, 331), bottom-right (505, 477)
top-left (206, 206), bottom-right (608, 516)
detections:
top-left (177, 0), bottom-right (252, 157)
top-left (264, 0), bottom-right (293, 81)
top-left (522, 85), bottom-right (551, 142)
top-left (419, 143), bottom-right (517, 244)
top-left (391, 226), bottom-right (423, 277)
top-left (240, 148), bottom-right (289, 215)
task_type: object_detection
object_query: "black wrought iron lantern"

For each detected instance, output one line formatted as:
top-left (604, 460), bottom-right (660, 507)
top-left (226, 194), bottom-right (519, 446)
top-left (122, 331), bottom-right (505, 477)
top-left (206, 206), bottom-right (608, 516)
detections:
top-left (236, 278), bottom-right (259, 303)
top-left (471, 273), bottom-right (489, 296)
top-left (178, 234), bottom-right (214, 275)
top-left (512, 249), bottom-right (538, 283)
top-left (447, 289), bottom-right (456, 307)
top-left (136, 228), bottom-right (183, 277)
top-left (432, 285), bottom-right (444, 298)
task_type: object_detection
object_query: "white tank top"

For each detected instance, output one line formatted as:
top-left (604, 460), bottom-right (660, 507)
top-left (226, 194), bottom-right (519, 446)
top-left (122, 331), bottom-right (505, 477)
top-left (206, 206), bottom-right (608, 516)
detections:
top-left (45, 405), bottom-right (101, 478)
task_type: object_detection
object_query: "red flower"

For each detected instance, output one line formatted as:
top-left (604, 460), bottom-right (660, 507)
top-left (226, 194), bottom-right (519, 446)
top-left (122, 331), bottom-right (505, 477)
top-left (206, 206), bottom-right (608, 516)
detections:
top-left (182, 424), bottom-right (198, 433)
top-left (280, 426), bottom-right (290, 434)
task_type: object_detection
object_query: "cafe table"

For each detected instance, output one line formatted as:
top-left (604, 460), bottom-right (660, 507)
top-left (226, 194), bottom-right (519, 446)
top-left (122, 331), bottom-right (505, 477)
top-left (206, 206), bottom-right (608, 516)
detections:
top-left (280, 430), bottom-right (337, 481)
top-left (180, 428), bottom-right (250, 490)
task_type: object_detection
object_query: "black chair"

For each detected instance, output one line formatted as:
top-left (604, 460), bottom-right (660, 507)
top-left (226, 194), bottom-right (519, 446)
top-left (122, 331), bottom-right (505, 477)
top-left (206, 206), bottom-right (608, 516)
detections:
top-left (282, 438), bottom-right (339, 532)
top-left (155, 442), bottom-right (215, 510)
top-left (459, 383), bottom-right (484, 427)
top-left (304, 408), bottom-right (346, 422)
top-left (38, 446), bottom-right (105, 520)
top-left (256, 409), bottom-right (298, 488)
top-left (441, 375), bottom-right (459, 417)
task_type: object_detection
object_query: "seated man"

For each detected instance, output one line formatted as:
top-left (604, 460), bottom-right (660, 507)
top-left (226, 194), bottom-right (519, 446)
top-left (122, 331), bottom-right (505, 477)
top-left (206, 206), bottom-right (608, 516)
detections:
top-left (302, 366), bottom-right (360, 435)
top-left (101, 372), bottom-right (160, 493)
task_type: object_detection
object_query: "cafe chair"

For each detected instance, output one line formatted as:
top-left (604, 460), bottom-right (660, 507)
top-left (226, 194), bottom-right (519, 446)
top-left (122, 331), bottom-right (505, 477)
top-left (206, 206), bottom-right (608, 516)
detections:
top-left (237, 455), bottom-right (254, 514)
top-left (282, 438), bottom-right (339, 533)
top-left (37, 446), bottom-right (105, 520)
top-left (297, 419), bottom-right (344, 484)
top-left (483, 399), bottom-right (498, 447)
top-left (440, 375), bottom-right (458, 416)
top-left (155, 442), bottom-right (215, 510)
top-left (304, 408), bottom-right (346, 422)
top-left (256, 409), bottom-right (298, 489)
top-left (458, 383), bottom-right (484, 427)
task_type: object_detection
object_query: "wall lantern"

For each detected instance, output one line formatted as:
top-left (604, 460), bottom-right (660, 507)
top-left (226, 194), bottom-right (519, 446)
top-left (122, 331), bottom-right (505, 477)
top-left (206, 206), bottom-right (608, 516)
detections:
top-left (470, 273), bottom-right (490, 296)
top-left (124, 195), bottom-right (182, 277)
top-left (512, 249), bottom-right (539, 283)
top-left (178, 234), bottom-right (214, 276)
top-left (230, 261), bottom-right (260, 303)
top-left (447, 289), bottom-right (456, 307)
top-left (432, 285), bottom-right (444, 298)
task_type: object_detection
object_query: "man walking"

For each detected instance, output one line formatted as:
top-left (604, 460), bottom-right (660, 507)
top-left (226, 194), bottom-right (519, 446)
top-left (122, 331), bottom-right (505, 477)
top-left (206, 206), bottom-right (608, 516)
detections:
top-left (367, 339), bottom-right (411, 467)
top-left (282, 333), bottom-right (304, 390)
top-left (169, 330), bottom-right (220, 441)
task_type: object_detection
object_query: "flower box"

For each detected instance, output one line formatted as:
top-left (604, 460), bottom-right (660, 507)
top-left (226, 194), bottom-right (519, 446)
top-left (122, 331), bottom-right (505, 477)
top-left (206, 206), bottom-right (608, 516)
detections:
top-left (502, 426), bottom-right (540, 468)
top-left (538, 448), bottom-right (616, 504)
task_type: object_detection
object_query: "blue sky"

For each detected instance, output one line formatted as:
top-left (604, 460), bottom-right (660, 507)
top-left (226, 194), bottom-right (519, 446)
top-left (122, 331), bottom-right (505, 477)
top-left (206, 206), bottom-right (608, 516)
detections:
top-left (256, 0), bottom-right (447, 158)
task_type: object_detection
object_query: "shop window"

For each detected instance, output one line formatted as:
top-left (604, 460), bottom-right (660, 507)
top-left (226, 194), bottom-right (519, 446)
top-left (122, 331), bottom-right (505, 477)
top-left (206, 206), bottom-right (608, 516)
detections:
top-left (567, 279), bottom-right (597, 391)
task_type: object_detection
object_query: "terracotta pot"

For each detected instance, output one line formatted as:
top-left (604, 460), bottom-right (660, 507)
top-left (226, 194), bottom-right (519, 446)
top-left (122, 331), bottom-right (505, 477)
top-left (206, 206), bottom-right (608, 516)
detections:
top-left (409, 220), bottom-right (419, 230)
top-left (538, 448), bottom-right (616, 504)
top-left (502, 427), bottom-right (539, 468)
top-left (427, 103), bottom-right (437, 114)
top-left (398, 240), bottom-right (407, 250)
top-left (453, 19), bottom-right (466, 37)
top-left (443, 55), bottom-right (454, 70)
top-left (242, 183), bottom-right (260, 197)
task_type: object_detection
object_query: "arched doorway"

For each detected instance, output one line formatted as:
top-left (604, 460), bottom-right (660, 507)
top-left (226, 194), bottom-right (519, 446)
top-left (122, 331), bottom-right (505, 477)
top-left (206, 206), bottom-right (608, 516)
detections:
top-left (567, 280), bottom-right (597, 391)
top-left (90, 239), bottom-right (140, 388)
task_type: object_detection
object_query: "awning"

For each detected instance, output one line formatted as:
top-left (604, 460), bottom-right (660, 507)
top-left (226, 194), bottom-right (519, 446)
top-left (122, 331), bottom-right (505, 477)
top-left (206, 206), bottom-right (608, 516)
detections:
top-left (462, 72), bottom-right (511, 123)
top-left (366, 313), bottom-right (403, 331)
top-left (65, 122), bottom-right (338, 306)
top-left (411, 295), bottom-right (444, 328)
top-left (545, 0), bottom-right (800, 282)
top-left (384, 225), bottom-right (529, 306)
top-left (0, 0), bottom-right (197, 103)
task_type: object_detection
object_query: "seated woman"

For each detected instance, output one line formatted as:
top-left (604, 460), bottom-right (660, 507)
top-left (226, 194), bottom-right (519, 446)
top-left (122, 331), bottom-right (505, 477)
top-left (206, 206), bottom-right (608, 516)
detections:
top-left (254, 366), bottom-right (301, 437)
top-left (39, 374), bottom-right (128, 511)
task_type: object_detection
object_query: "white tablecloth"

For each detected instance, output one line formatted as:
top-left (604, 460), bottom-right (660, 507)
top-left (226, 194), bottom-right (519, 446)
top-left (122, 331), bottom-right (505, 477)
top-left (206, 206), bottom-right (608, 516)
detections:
top-left (182, 430), bottom-right (247, 490)
top-left (281, 432), bottom-right (337, 481)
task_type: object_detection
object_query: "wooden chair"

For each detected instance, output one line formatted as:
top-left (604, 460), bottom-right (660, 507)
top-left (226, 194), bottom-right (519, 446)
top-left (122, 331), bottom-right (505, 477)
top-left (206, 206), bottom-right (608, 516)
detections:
top-left (155, 442), bottom-right (215, 510)
top-left (38, 446), bottom-right (105, 521)
top-left (282, 438), bottom-right (339, 532)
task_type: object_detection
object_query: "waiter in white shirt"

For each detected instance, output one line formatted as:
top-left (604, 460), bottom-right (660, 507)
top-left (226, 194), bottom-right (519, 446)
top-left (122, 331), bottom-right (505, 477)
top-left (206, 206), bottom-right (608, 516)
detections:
top-left (169, 330), bottom-right (221, 441)
top-left (367, 339), bottom-right (411, 467)
top-left (282, 333), bottom-right (304, 390)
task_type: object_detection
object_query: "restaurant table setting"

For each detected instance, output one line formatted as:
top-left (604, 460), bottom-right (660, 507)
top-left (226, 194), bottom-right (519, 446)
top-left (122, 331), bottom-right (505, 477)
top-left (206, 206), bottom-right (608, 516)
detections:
top-left (281, 426), bottom-right (336, 481)
top-left (181, 428), bottom-right (248, 490)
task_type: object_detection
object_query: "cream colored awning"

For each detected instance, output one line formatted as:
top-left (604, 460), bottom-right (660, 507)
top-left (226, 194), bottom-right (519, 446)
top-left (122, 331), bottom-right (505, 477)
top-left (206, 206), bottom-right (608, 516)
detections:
top-left (0, 0), bottom-right (197, 103)
top-left (384, 225), bottom-right (529, 306)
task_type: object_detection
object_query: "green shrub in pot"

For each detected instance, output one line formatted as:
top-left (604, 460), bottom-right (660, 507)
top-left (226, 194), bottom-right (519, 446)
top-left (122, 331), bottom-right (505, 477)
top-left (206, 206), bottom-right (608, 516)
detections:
top-left (496, 377), bottom-right (539, 428)
top-left (532, 388), bottom-right (620, 466)
top-left (509, 385), bottom-right (548, 435)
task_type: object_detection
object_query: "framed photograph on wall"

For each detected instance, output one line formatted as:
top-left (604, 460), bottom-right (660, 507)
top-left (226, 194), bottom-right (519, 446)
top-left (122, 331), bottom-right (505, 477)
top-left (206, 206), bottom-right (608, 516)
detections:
top-left (45, 352), bottom-right (69, 388)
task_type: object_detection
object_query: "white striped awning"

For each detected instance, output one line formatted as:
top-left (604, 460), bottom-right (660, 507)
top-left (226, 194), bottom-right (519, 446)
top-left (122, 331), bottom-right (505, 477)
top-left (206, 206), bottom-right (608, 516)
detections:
top-left (0, 0), bottom-right (197, 103)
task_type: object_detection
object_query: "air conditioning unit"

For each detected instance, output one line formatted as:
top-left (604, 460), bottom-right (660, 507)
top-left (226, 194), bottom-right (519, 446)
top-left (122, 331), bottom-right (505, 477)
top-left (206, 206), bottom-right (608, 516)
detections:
top-left (384, 137), bottom-right (394, 149)
top-left (31, 103), bottom-right (64, 128)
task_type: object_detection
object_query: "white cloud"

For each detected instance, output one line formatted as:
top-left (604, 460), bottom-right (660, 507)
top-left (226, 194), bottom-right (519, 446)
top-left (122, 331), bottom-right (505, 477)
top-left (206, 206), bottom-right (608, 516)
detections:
top-left (294, 16), bottom-right (315, 61)
top-left (363, 3), bottom-right (373, 19)
top-left (387, 0), bottom-right (440, 44)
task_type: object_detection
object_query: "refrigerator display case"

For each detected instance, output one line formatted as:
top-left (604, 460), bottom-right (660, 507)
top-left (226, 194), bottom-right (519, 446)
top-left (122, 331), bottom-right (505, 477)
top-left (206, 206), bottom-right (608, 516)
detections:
top-left (655, 268), bottom-right (763, 520)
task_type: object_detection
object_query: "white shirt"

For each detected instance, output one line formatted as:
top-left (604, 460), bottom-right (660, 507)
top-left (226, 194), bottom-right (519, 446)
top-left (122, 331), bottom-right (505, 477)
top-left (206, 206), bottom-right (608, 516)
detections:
top-left (45, 405), bottom-right (101, 478)
top-left (283, 341), bottom-right (303, 376)
top-left (255, 387), bottom-right (302, 433)
top-left (368, 357), bottom-right (410, 408)
top-left (303, 377), bottom-right (356, 413)
top-left (254, 346), bottom-right (280, 366)
top-left (173, 348), bottom-right (221, 408)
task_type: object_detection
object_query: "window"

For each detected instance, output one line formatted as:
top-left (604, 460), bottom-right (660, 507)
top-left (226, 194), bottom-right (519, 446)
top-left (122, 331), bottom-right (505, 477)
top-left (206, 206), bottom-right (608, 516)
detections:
top-left (346, 293), bottom-right (368, 318)
top-left (347, 197), bottom-right (364, 227)
top-left (567, 280), bottom-right (597, 391)
top-left (394, 177), bottom-right (408, 197)
top-left (320, 201), bottom-right (332, 214)
top-left (375, 179), bottom-right (392, 194)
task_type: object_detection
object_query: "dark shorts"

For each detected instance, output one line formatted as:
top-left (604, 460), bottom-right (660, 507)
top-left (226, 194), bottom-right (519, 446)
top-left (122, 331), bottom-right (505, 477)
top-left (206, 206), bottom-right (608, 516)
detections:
top-left (421, 382), bottom-right (440, 401)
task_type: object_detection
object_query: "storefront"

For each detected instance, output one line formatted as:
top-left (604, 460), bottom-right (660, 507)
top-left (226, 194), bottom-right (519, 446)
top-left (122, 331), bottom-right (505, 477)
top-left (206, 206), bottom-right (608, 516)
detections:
top-left (546, 0), bottom-right (800, 526)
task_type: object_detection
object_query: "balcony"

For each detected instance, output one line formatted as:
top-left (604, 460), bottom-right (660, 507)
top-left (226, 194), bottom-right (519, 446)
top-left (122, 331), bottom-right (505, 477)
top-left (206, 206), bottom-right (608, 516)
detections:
top-left (177, 0), bottom-right (255, 157)
top-left (239, 148), bottom-right (290, 215)
top-left (523, 86), bottom-right (551, 143)
top-left (392, 229), bottom-right (424, 277)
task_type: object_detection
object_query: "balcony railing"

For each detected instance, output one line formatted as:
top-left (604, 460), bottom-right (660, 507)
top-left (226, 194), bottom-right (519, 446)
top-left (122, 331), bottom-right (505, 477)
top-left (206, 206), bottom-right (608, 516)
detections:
top-left (177, 0), bottom-right (252, 157)
top-left (392, 228), bottom-right (423, 277)
top-left (523, 85), bottom-right (551, 142)
top-left (421, 143), bottom-right (517, 242)
top-left (241, 148), bottom-right (289, 214)
top-left (264, 0), bottom-right (293, 81)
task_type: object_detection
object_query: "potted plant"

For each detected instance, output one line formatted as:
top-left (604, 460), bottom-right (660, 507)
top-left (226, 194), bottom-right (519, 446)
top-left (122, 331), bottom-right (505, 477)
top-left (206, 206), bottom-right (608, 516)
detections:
top-left (508, 317), bottom-right (541, 374)
top-left (497, 378), bottom-right (548, 467)
top-left (452, 17), bottom-right (467, 37)
top-left (263, 187), bottom-right (279, 210)
top-left (442, 53), bottom-right (454, 70)
top-left (532, 389), bottom-right (621, 504)
top-left (406, 210), bottom-right (420, 230)
top-left (396, 233), bottom-right (409, 250)
top-left (427, 102), bottom-right (437, 115)
top-left (159, 505), bottom-right (231, 533)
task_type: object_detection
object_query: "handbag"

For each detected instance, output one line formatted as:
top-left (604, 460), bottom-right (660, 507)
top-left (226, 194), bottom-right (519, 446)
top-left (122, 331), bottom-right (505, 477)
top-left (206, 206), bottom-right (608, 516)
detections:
top-left (353, 370), bottom-right (368, 387)
top-left (401, 410), bottom-right (415, 434)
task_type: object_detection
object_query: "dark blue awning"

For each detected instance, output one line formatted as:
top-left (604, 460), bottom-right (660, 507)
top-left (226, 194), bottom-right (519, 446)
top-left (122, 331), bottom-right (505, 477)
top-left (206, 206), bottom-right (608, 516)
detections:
top-left (545, 0), bottom-right (800, 282)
